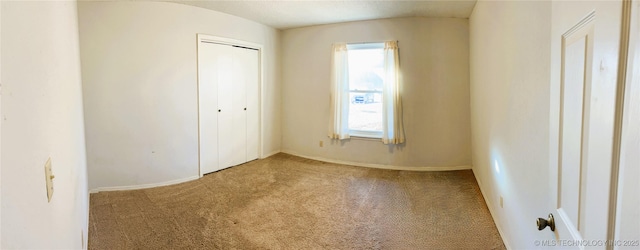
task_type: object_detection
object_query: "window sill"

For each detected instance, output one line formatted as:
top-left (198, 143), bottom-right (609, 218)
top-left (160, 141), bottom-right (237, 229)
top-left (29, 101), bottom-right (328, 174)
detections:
top-left (350, 136), bottom-right (381, 142)
top-left (349, 130), bottom-right (382, 140)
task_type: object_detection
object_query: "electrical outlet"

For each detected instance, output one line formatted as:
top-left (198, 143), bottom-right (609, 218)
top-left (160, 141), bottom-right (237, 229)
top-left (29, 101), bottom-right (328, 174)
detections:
top-left (44, 157), bottom-right (54, 202)
top-left (319, 140), bottom-right (324, 147)
top-left (500, 196), bottom-right (504, 208)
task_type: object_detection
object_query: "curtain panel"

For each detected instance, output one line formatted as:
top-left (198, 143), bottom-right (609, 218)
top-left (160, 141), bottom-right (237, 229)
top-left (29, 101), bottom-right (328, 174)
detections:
top-left (382, 41), bottom-right (405, 144)
top-left (328, 43), bottom-right (351, 139)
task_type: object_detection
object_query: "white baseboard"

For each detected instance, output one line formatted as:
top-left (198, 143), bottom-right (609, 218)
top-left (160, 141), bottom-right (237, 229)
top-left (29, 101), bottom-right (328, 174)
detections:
top-left (89, 175), bottom-right (200, 193)
top-left (281, 150), bottom-right (471, 171)
top-left (472, 168), bottom-right (511, 250)
top-left (262, 150), bottom-right (281, 158)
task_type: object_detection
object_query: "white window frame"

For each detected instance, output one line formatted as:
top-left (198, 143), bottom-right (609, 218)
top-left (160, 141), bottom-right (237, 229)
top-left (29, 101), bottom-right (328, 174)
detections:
top-left (346, 42), bottom-right (384, 139)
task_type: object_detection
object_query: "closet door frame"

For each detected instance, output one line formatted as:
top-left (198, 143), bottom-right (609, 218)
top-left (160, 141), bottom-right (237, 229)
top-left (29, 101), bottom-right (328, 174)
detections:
top-left (196, 34), bottom-right (264, 177)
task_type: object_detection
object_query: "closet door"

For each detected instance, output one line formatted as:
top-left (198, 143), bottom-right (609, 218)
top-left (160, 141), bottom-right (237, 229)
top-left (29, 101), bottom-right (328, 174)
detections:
top-left (239, 48), bottom-right (260, 161)
top-left (198, 42), bottom-right (232, 174)
top-left (199, 39), bottom-right (260, 174)
top-left (228, 46), bottom-right (248, 167)
top-left (217, 46), bottom-right (243, 169)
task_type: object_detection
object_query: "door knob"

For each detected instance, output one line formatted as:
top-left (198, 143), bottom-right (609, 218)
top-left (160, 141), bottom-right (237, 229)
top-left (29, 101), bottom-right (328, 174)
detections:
top-left (218, 109), bottom-right (221, 112)
top-left (537, 213), bottom-right (555, 231)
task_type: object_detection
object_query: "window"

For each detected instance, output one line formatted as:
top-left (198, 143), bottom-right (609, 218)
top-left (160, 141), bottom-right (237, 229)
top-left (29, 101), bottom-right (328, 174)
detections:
top-left (346, 43), bottom-right (384, 138)
top-left (329, 41), bottom-right (405, 144)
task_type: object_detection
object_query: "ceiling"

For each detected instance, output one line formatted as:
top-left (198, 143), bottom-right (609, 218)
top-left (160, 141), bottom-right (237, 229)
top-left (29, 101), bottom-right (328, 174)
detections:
top-left (168, 0), bottom-right (477, 30)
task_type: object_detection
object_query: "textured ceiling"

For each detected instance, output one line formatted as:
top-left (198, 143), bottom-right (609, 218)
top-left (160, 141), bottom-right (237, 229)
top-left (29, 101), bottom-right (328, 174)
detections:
top-left (168, 0), bottom-right (477, 30)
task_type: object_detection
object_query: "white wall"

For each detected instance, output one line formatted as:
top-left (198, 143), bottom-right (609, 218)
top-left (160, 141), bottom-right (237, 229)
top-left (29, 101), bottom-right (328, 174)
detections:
top-left (281, 17), bottom-right (471, 168)
top-left (1, 1), bottom-right (89, 248)
top-left (78, 2), bottom-right (281, 190)
top-left (469, 1), bottom-right (551, 248)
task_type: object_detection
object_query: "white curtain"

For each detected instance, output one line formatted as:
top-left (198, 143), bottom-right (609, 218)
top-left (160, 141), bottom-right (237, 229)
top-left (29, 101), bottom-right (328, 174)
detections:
top-left (328, 43), bottom-right (351, 140)
top-left (382, 41), bottom-right (405, 144)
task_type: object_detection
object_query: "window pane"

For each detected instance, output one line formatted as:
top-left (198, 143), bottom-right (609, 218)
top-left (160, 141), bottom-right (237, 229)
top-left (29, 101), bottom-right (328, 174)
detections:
top-left (349, 92), bottom-right (382, 132)
top-left (348, 49), bottom-right (384, 92)
top-left (348, 47), bottom-right (384, 133)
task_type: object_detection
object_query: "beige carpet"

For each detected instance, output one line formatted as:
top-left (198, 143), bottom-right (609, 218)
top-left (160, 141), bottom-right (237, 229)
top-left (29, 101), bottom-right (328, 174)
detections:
top-left (89, 153), bottom-right (505, 249)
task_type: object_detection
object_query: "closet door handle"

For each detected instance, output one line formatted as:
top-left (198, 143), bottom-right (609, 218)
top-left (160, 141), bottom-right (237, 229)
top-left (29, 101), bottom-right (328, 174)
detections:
top-left (244, 108), bottom-right (247, 111)
top-left (218, 109), bottom-right (221, 112)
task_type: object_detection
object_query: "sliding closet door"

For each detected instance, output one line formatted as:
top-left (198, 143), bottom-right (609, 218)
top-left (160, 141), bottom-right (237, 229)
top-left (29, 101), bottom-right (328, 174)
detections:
top-left (240, 48), bottom-right (260, 161)
top-left (198, 42), bottom-right (232, 174)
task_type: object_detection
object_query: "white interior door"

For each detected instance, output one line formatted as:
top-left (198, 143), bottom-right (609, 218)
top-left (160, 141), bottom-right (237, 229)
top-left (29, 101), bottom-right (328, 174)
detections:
top-left (242, 48), bottom-right (260, 161)
top-left (198, 42), bottom-right (230, 175)
top-left (217, 45), bottom-right (239, 170)
top-left (218, 45), bottom-right (260, 169)
top-left (549, 0), bottom-right (624, 246)
top-left (227, 46), bottom-right (248, 167)
top-left (198, 37), bottom-right (261, 175)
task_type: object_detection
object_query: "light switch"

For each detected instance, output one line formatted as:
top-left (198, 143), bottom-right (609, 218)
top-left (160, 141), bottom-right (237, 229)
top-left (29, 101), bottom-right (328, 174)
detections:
top-left (44, 157), bottom-right (54, 202)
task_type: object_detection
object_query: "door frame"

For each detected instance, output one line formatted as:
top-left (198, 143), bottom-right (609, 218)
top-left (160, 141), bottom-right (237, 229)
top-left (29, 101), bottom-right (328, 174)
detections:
top-left (608, 0), bottom-right (637, 246)
top-left (196, 34), bottom-right (264, 177)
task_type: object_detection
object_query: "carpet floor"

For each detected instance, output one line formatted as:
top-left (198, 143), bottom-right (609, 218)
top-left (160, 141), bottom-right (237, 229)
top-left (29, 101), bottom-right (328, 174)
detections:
top-left (89, 153), bottom-right (505, 249)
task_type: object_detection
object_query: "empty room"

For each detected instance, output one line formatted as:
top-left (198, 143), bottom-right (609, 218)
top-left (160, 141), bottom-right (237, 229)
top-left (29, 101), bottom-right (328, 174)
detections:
top-left (1, 0), bottom-right (639, 249)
